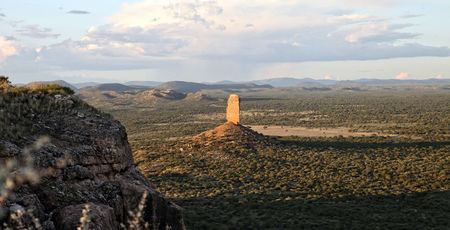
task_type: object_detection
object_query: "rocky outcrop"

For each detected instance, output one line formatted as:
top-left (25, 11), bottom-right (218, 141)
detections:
top-left (226, 94), bottom-right (240, 124)
top-left (136, 89), bottom-right (186, 102)
top-left (0, 93), bottom-right (184, 229)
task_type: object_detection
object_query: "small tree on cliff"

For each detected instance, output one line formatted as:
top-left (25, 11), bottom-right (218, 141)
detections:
top-left (0, 76), bottom-right (11, 89)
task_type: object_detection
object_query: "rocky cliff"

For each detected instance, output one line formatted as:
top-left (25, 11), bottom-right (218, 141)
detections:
top-left (0, 92), bottom-right (184, 229)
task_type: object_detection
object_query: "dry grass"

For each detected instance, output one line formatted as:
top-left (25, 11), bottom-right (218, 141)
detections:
top-left (77, 204), bottom-right (91, 230)
top-left (125, 191), bottom-right (150, 230)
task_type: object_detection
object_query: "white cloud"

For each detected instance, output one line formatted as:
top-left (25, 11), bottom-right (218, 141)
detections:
top-left (16, 24), bottom-right (60, 39)
top-left (109, 0), bottom-right (225, 30)
top-left (97, 0), bottom-right (448, 62)
top-left (345, 23), bottom-right (392, 43)
top-left (0, 36), bottom-right (17, 62)
top-left (80, 25), bottom-right (187, 57)
top-left (400, 14), bottom-right (422, 19)
top-left (3, 0), bottom-right (450, 82)
top-left (342, 23), bottom-right (419, 43)
top-left (395, 72), bottom-right (409, 80)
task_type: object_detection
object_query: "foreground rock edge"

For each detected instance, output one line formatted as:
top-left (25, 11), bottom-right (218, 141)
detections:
top-left (0, 93), bottom-right (185, 230)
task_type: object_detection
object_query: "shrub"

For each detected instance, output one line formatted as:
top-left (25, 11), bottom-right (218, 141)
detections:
top-left (0, 76), bottom-right (12, 90)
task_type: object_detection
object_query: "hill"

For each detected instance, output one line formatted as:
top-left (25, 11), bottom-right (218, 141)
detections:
top-left (78, 85), bottom-right (214, 107)
top-left (80, 83), bottom-right (141, 92)
top-left (136, 89), bottom-right (186, 101)
top-left (192, 122), bottom-right (271, 150)
top-left (251, 77), bottom-right (337, 87)
top-left (125, 81), bottom-right (162, 87)
top-left (26, 80), bottom-right (77, 90)
top-left (24, 78), bottom-right (450, 93)
top-left (72, 82), bottom-right (100, 88)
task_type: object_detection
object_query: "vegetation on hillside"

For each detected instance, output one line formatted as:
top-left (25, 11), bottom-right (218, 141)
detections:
top-left (89, 88), bottom-right (450, 229)
top-left (0, 78), bottom-right (103, 141)
top-left (134, 136), bottom-right (449, 229)
top-left (0, 76), bottom-right (75, 95)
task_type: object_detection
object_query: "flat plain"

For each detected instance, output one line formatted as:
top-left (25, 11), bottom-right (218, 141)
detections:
top-left (85, 88), bottom-right (450, 229)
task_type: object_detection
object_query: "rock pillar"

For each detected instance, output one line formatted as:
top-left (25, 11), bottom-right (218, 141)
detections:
top-left (226, 94), bottom-right (240, 124)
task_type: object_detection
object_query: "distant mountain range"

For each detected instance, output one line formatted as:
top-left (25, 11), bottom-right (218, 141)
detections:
top-left (249, 77), bottom-right (450, 87)
top-left (80, 83), bottom-right (142, 92)
top-left (249, 77), bottom-right (337, 87)
top-left (25, 77), bottom-right (450, 92)
top-left (73, 81), bottom-right (161, 89)
top-left (337, 78), bottom-right (450, 86)
top-left (157, 81), bottom-right (273, 93)
top-left (125, 81), bottom-right (162, 87)
top-left (72, 82), bottom-right (102, 89)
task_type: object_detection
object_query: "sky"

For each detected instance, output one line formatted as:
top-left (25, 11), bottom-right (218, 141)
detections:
top-left (0, 0), bottom-right (449, 83)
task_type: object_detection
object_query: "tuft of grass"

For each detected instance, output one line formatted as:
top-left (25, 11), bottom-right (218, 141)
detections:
top-left (124, 190), bottom-right (151, 230)
top-left (77, 204), bottom-right (91, 230)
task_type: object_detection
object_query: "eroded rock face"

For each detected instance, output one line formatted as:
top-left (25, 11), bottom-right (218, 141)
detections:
top-left (226, 94), bottom-right (240, 125)
top-left (0, 93), bottom-right (185, 229)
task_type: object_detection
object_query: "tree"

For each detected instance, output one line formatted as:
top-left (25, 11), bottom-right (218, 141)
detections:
top-left (0, 75), bottom-right (11, 89)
